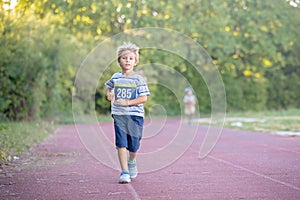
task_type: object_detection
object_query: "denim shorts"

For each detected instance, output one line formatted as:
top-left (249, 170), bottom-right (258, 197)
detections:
top-left (112, 115), bottom-right (144, 152)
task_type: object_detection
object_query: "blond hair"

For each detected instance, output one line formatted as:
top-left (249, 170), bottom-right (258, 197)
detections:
top-left (117, 42), bottom-right (139, 62)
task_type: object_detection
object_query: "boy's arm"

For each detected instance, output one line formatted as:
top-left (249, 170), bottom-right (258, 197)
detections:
top-left (106, 88), bottom-right (114, 101)
top-left (114, 95), bottom-right (147, 106)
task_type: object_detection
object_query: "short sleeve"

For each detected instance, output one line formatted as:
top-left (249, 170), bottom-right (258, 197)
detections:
top-left (105, 73), bottom-right (120, 88)
top-left (137, 75), bottom-right (150, 97)
top-left (105, 79), bottom-right (113, 88)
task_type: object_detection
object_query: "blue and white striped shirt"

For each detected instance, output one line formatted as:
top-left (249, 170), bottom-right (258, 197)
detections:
top-left (105, 72), bottom-right (150, 117)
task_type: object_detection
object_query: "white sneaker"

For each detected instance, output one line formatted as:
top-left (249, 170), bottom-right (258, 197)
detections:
top-left (119, 171), bottom-right (131, 184)
top-left (128, 160), bottom-right (138, 179)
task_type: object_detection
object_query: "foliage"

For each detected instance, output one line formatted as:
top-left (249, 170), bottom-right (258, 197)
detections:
top-left (0, 1), bottom-right (84, 120)
top-left (0, 0), bottom-right (300, 121)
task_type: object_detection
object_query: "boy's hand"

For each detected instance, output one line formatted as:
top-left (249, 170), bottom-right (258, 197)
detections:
top-left (106, 90), bottom-right (115, 101)
top-left (114, 98), bottom-right (129, 106)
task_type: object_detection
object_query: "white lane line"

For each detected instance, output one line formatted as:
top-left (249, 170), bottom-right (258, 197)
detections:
top-left (225, 134), bottom-right (300, 155)
top-left (207, 155), bottom-right (300, 191)
top-left (126, 184), bottom-right (142, 200)
top-left (276, 147), bottom-right (300, 154)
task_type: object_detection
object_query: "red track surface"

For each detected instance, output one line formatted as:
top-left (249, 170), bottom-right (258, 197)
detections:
top-left (1, 119), bottom-right (300, 199)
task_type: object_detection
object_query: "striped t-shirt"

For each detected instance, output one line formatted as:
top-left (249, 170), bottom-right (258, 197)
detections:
top-left (105, 72), bottom-right (150, 117)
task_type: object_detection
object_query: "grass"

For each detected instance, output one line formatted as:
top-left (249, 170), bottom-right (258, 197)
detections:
top-left (199, 108), bottom-right (300, 135)
top-left (56, 113), bottom-right (113, 124)
top-left (0, 121), bottom-right (56, 165)
top-left (224, 108), bottom-right (300, 118)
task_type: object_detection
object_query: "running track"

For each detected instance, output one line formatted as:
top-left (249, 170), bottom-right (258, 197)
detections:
top-left (1, 119), bottom-right (300, 199)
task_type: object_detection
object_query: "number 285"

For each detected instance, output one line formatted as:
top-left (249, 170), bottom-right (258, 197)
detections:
top-left (116, 88), bottom-right (132, 99)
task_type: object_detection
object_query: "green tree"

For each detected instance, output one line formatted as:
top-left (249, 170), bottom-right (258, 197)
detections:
top-left (1, 0), bottom-right (299, 121)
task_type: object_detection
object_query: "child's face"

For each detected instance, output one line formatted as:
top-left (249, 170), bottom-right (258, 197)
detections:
top-left (118, 51), bottom-right (137, 71)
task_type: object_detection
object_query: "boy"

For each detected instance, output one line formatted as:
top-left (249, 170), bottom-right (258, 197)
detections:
top-left (183, 87), bottom-right (196, 125)
top-left (105, 42), bottom-right (150, 183)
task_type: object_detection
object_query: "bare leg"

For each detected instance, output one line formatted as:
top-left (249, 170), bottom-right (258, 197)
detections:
top-left (187, 114), bottom-right (192, 124)
top-left (117, 147), bottom-right (128, 170)
top-left (129, 151), bottom-right (137, 162)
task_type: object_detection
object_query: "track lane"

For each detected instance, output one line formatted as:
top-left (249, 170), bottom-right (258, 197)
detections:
top-left (1, 119), bottom-right (299, 199)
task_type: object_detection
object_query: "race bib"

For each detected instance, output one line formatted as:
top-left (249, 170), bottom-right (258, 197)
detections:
top-left (115, 84), bottom-right (137, 100)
